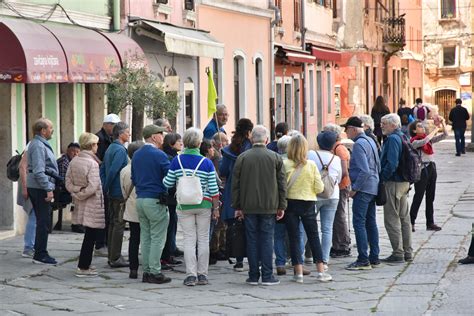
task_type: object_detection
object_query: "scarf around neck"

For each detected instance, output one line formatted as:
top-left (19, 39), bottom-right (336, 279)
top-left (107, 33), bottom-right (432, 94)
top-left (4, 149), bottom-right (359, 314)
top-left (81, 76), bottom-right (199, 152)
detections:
top-left (411, 134), bottom-right (434, 155)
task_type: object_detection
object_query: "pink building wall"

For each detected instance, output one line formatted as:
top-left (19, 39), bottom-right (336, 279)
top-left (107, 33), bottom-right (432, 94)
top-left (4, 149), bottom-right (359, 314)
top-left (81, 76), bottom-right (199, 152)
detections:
top-left (197, 4), bottom-right (272, 134)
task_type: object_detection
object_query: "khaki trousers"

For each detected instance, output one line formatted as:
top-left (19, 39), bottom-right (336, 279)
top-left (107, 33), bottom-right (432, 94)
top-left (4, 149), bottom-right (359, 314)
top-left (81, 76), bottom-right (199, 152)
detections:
top-left (383, 181), bottom-right (413, 257)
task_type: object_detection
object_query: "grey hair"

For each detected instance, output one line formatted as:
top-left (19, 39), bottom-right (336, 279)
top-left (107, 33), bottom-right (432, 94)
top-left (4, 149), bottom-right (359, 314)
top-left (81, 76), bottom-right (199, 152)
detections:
top-left (154, 118), bottom-right (169, 127)
top-left (32, 118), bottom-right (52, 135)
top-left (288, 129), bottom-right (300, 137)
top-left (277, 135), bottom-right (291, 153)
top-left (381, 113), bottom-right (401, 128)
top-left (127, 141), bottom-right (145, 159)
top-left (323, 123), bottom-right (342, 138)
top-left (183, 127), bottom-right (203, 149)
top-left (251, 125), bottom-right (268, 144)
top-left (112, 122), bottom-right (129, 140)
top-left (216, 104), bottom-right (227, 113)
top-left (359, 115), bottom-right (375, 130)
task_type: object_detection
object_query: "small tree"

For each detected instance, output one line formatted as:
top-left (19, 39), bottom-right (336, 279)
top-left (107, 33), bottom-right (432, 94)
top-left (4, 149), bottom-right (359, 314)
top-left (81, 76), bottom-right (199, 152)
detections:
top-left (107, 58), bottom-right (180, 140)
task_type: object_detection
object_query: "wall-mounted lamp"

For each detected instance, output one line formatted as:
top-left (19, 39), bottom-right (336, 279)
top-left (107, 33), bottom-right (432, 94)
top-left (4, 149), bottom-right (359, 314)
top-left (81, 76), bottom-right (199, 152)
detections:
top-left (334, 64), bottom-right (339, 70)
top-left (325, 63), bottom-right (331, 70)
top-left (317, 61), bottom-right (321, 67)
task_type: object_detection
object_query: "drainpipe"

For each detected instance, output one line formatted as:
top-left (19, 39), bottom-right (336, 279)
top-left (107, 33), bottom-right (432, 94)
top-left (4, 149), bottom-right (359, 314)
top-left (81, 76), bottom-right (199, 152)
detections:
top-left (113, 0), bottom-right (120, 32)
top-left (269, 0), bottom-right (280, 139)
top-left (301, 0), bottom-right (307, 136)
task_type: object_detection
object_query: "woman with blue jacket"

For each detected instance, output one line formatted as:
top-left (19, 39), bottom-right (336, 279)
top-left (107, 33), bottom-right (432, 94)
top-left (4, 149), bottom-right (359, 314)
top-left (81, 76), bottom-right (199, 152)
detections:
top-left (219, 118), bottom-right (253, 272)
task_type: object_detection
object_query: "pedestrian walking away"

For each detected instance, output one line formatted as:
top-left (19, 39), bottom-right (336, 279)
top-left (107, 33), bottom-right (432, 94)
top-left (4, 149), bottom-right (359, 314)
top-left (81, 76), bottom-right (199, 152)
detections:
top-left (448, 98), bottom-right (470, 156)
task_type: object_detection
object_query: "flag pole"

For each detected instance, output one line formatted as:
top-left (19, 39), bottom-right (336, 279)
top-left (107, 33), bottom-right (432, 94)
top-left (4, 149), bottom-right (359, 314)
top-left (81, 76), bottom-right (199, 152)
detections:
top-left (207, 67), bottom-right (220, 140)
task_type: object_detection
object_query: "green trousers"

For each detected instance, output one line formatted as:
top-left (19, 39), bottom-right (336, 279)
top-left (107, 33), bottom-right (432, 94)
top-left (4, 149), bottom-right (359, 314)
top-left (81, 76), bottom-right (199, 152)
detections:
top-left (136, 198), bottom-right (169, 275)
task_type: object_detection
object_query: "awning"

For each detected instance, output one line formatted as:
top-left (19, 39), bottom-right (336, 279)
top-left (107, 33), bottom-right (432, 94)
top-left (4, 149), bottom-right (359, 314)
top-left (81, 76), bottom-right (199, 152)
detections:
top-left (99, 32), bottom-right (147, 69)
top-left (276, 46), bottom-right (315, 64)
top-left (311, 46), bottom-right (342, 62)
top-left (135, 20), bottom-right (224, 59)
top-left (42, 23), bottom-right (121, 83)
top-left (0, 18), bottom-right (68, 83)
top-left (286, 52), bottom-right (316, 64)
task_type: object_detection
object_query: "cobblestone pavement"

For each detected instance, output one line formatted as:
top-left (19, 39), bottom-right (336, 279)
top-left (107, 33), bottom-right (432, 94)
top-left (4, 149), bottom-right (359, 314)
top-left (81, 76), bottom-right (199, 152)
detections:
top-left (1, 138), bottom-right (473, 315)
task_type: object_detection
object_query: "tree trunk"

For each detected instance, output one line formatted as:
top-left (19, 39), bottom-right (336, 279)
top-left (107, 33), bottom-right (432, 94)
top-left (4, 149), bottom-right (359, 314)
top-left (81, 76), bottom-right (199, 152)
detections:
top-left (131, 107), bottom-right (144, 141)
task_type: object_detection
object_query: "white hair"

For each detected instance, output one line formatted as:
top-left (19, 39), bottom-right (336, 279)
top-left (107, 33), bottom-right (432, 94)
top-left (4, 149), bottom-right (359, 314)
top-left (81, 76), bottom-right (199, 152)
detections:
top-left (277, 135), bottom-right (291, 153)
top-left (183, 127), bottom-right (203, 148)
top-left (251, 125), bottom-right (268, 144)
top-left (216, 104), bottom-right (227, 113)
top-left (381, 113), bottom-right (401, 128)
top-left (323, 123), bottom-right (342, 137)
top-left (359, 115), bottom-right (375, 130)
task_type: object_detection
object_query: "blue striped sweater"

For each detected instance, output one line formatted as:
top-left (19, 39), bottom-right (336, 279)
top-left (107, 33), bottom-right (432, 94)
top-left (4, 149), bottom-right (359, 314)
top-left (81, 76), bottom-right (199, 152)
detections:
top-left (163, 148), bottom-right (219, 210)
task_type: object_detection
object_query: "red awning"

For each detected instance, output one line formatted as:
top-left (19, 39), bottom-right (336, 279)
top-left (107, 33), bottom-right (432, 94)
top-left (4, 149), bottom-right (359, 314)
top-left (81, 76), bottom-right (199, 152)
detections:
top-left (99, 32), bottom-right (147, 69)
top-left (311, 46), bottom-right (342, 62)
top-left (42, 23), bottom-right (121, 83)
top-left (0, 18), bottom-right (68, 83)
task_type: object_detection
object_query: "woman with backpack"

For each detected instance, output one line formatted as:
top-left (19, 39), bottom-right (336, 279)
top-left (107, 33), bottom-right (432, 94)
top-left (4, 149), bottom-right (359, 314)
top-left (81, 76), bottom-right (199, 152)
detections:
top-left (163, 128), bottom-right (220, 286)
top-left (312, 131), bottom-right (342, 270)
top-left (283, 134), bottom-right (331, 283)
top-left (408, 118), bottom-right (448, 232)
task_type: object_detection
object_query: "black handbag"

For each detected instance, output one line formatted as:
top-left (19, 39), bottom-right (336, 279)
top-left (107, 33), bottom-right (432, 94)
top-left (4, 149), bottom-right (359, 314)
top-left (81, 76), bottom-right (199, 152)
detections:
top-left (376, 181), bottom-right (387, 206)
top-left (226, 220), bottom-right (246, 259)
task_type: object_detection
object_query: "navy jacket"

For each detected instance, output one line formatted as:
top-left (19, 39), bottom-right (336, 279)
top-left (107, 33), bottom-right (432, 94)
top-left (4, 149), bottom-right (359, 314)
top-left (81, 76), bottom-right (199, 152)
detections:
top-left (380, 129), bottom-right (406, 182)
top-left (100, 140), bottom-right (128, 198)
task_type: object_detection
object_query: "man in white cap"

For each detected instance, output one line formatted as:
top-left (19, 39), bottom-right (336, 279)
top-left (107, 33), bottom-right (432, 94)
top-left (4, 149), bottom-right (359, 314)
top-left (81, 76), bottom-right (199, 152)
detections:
top-left (96, 114), bottom-right (121, 161)
top-left (94, 113), bottom-right (120, 257)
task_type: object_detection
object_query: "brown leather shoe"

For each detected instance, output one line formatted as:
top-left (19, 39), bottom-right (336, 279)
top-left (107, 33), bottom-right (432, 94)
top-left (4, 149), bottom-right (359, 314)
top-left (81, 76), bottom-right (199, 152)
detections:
top-left (427, 224), bottom-right (442, 231)
top-left (302, 268), bottom-right (311, 276)
top-left (276, 267), bottom-right (286, 275)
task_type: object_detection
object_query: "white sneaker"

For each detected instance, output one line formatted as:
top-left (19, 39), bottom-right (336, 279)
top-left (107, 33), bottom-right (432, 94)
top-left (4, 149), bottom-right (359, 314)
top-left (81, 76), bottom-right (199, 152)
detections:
top-left (75, 268), bottom-right (98, 278)
top-left (94, 247), bottom-right (108, 257)
top-left (316, 272), bottom-right (332, 282)
top-left (323, 263), bottom-right (329, 271)
top-left (304, 257), bottom-right (313, 264)
top-left (293, 274), bottom-right (304, 283)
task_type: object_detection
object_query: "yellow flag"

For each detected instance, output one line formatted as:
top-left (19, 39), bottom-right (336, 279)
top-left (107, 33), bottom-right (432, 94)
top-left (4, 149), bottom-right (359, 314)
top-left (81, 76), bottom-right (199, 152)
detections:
top-left (207, 71), bottom-right (218, 118)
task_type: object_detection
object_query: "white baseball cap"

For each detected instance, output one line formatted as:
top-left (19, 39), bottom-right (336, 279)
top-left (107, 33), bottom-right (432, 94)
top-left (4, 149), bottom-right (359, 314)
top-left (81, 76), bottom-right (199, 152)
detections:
top-left (103, 113), bottom-right (121, 124)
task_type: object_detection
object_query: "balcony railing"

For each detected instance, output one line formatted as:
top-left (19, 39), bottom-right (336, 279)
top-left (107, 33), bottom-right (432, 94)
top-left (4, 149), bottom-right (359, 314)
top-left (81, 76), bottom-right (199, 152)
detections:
top-left (382, 16), bottom-right (405, 48)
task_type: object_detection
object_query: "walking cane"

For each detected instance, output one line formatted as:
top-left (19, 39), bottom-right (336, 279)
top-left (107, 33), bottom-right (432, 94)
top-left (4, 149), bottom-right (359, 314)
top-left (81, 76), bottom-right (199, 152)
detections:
top-left (347, 193), bottom-right (351, 232)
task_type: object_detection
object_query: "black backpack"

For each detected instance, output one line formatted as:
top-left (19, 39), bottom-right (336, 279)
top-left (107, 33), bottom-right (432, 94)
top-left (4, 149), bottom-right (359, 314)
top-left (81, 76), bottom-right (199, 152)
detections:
top-left (395, 134), bottom-right (422, 183)
top-left (6, 150), bottom-right (24, 182)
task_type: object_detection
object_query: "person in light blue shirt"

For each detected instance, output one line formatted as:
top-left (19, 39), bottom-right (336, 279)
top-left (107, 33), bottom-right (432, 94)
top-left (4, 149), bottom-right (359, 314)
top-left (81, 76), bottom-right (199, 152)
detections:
top-left (341, 116), bottom-right (380, 271)
top-left (203, 104), bottom-right (228, 140)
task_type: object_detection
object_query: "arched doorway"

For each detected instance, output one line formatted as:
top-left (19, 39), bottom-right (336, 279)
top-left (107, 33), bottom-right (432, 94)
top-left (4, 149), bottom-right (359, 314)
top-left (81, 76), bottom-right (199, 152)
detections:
top-left (435, 89), bottom-right (456, 121)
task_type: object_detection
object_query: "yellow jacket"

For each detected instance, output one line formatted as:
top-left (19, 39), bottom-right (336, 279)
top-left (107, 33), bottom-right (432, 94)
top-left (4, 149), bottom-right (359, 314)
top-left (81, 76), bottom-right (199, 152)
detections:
top-left (283, 159), bottom-right (324, 201)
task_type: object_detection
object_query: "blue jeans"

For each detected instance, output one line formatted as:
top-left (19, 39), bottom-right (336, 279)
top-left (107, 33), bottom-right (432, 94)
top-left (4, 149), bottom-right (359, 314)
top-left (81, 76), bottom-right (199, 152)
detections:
top-left (24, 209), bottom-right (36, 251)
top-left (316, 199), bottom-right (339, 263)
top-left (285, 200), bottom-right (323, 265)
top-left (245, 214), bottom-right (276, 282)
top-left (28, 188), bottom-right (53, 260)
top-left (274, 222), bottom-right (305, 267)
top-left (454, 128), bottom-right (466, 154)
top-left (352, 192), bottom-right (379, 263)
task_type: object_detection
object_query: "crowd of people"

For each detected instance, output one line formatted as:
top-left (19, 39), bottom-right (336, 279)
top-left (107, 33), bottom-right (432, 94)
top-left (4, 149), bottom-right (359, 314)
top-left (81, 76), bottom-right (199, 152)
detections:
top-left (17, 96), bottom-right (472, 286)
